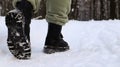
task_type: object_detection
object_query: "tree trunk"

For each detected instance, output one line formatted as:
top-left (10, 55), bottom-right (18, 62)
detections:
top-left (1, 0), bottom-right (120, 21)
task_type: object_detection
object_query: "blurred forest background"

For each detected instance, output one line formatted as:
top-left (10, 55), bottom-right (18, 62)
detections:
top-left (0, 0), bottom-right (120, 21)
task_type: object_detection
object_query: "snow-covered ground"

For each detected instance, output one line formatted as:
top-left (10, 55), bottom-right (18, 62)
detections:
top-left (0, 16), bottom-right (120, 67)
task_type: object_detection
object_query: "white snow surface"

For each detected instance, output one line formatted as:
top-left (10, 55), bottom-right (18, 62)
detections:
top-left (0, 16), bottom-right (120, 67)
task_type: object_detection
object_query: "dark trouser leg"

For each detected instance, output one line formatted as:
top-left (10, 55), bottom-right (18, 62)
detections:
top-left (24, 19), bottom-right (31, 41)
top-left (16, 0), bottom-right (33, 41)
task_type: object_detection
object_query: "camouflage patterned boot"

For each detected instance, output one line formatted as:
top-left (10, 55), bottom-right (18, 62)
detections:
top-left (5, 0), bottom-right (33, 59)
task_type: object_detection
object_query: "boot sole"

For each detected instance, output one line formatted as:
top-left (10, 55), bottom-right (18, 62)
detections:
top-left (5, 9), bottom-right (31, 59)
top-left (43, 46), bottom-right (69, 54)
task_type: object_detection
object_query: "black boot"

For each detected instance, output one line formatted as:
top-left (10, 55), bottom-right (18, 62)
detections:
top-left (5, 0), bottom-right (33, 59)
top-left (43, 23), bottom-right (70, 54)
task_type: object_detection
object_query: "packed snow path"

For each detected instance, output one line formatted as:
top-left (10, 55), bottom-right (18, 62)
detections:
top-left (0, 16), bottom-right (120, 67)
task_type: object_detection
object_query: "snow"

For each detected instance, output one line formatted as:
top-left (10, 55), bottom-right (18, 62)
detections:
top-left (0, 16), bottom-right (120, 67)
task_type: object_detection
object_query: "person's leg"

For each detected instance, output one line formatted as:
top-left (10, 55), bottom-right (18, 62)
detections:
top-left (16, 0), bottom-right (33, 41)
top-left (44, 0), bottom-right (71, 54)
top-left (13, 0), bottom-right (41, 41)
top-left (13, 0), bottom-right (41, 13)
top-left (46, 0), bottom-right (71, 25)
top-left (5, 0), bottom-right (34, 59)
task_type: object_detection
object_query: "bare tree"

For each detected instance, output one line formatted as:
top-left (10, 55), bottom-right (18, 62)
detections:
top-left (1, 0), bottom-right (120, 20)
